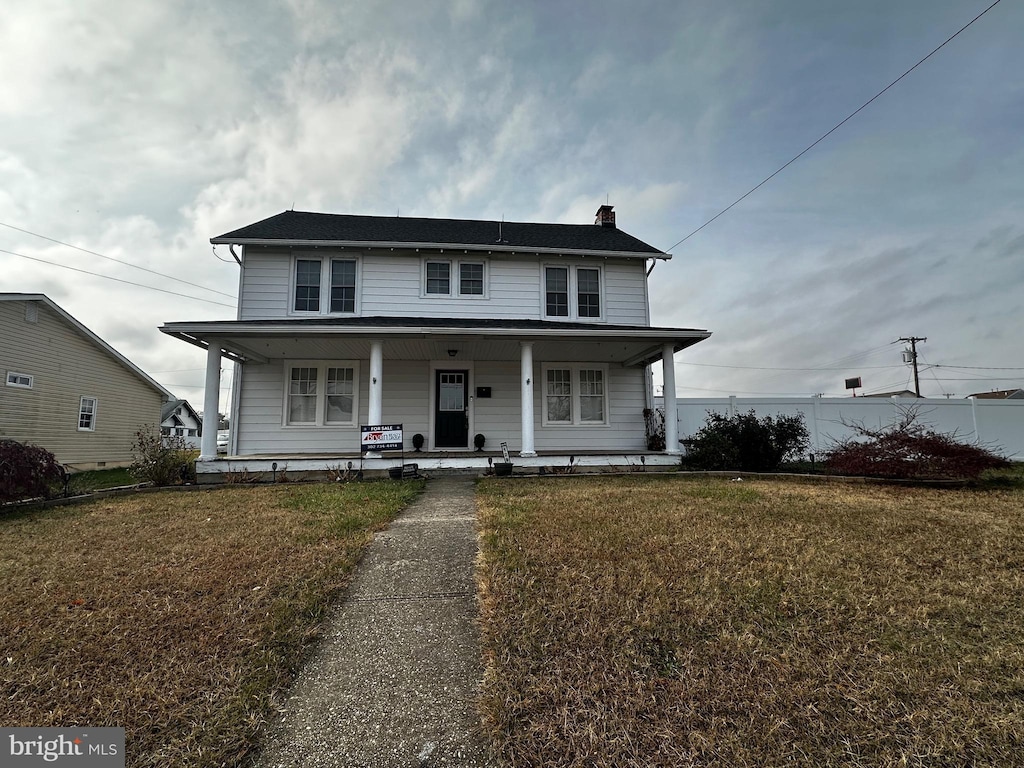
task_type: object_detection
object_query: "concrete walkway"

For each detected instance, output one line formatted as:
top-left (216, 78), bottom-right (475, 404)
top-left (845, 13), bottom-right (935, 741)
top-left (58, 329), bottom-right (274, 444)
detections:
top-left (256, 476), bottom-right (495, 767)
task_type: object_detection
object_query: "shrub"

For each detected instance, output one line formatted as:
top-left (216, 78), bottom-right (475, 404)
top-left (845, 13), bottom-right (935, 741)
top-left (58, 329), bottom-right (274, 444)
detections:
top-left (681, 410), bottom-right (809, 472)
top-left (130, 427), bottom-right (196, 486)
top-left (0, 440), bottom-right (65, 502)
top-left (824, 408), bottom-right (1009, 480)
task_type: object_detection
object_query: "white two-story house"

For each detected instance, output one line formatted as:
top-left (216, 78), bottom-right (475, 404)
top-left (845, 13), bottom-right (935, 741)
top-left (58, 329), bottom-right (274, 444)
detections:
top-left (160, 206), bottom-right (710, 474)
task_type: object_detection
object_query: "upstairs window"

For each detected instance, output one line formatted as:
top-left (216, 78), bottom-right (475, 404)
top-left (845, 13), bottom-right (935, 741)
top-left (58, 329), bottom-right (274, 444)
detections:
top-left (294, 260), bottom-right (322, 312)
top-left (6, 371), bottom-right (33, 389)
top-left (422, 258), bottom-right (487, 297)
top-left (330, 260), bottom-right (356, 313)
top-left (459, 263), bottom-right (484, 295)
top-left (291, 256), bottom-right (359, 314)
top-left (425, 261), bottom-right (451, 294)
top-left (543, 264), bottom-right (604, 320)
top-left (78, 396), bottom-right (97, 431)
top-left (577, 268), bottom-right (601, 318)
top-left (545, 267), bottom-right (569, 317)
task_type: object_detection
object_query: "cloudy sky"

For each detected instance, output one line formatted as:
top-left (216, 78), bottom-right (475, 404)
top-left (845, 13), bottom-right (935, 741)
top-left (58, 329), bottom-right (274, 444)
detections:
top-left (2, 0), bottom-right (1022, 408)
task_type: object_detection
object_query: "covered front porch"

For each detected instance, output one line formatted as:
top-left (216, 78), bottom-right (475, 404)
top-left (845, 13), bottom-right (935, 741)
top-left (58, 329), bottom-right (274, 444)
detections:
top-left (195, 448), bottom-right (682, 482)
top-left (159, 316), bottom-right (711, 466)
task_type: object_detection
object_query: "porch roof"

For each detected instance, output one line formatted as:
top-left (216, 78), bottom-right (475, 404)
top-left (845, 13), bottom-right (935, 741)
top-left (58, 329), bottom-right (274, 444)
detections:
top-left (159, 316), bottom-right (711, 367)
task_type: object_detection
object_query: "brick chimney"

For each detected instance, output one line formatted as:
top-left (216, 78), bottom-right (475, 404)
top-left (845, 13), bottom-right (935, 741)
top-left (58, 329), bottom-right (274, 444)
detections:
top-left (595, 204), bottom-right (616, 228)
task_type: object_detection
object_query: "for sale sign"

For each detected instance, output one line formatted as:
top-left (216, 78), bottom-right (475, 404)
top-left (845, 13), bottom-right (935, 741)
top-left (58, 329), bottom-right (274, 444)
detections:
top-left (361, 424), bottom-right (403, 451)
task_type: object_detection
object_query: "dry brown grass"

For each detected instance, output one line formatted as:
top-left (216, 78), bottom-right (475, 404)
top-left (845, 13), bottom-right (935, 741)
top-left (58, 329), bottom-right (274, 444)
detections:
top-left (0, 481), bottom-right (422, 767)
top-left (476, 476), bottom-right (1024, 767)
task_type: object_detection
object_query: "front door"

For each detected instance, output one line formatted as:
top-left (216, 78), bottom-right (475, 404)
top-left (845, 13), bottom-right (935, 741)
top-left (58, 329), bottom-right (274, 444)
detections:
top-left (435, 370), bottom-right (468, 448)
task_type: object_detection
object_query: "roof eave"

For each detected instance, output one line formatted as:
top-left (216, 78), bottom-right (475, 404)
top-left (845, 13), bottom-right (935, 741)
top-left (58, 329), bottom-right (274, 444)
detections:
top-left (209, 237), bottom-right (670, 260)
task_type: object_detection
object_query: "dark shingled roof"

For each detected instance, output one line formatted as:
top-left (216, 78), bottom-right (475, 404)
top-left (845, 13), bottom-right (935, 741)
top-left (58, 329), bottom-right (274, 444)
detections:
top-left (211, 210), bottom-right (666, 256)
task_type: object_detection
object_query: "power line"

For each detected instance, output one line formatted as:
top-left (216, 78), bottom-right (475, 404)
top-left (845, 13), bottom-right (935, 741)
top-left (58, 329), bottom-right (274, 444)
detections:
top-left (0, 247), bottom-right (236, 308)
top-left (932, 364), bottom-right (1024, 370)
top-left (677, 361), bottom-right (901, 372)
top-left (0, 220), bottom-right (236, 299)
top-left (664, 0), bottom-right (1004, 252)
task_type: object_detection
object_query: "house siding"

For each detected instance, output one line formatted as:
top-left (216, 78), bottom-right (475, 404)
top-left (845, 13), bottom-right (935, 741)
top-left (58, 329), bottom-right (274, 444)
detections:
top-left (238, 249), bottom-right (650, 325)
top-left (234, 357), bottom-right (646, 455)
top-left (0, 300), bottom-right (164, 468)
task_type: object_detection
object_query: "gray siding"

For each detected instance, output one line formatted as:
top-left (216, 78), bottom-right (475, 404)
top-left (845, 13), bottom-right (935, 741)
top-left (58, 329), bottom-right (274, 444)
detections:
top-left (238, 249), bottom-right (651, 325)
top-left (234, 357), bottom-right (646, 455)
top-left (0, 301), bottom-right (164, 468)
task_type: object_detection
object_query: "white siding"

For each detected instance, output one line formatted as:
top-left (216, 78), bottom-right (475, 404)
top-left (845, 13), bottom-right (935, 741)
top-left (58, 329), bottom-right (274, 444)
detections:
top-left (238, 249), bottom-right (290, 320)
top-left (234, 357), bottom-right (647, 454)
top-left (238, 248), bottom-right (651, 326)
top-left (0, 301), bottom-right (164, 468)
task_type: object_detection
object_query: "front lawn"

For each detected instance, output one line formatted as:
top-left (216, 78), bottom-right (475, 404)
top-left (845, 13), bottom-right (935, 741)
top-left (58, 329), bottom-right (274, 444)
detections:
top-left (0, 480), bottom-right (422, 767)
top-left (476, 476), bottom-right (1024, 767)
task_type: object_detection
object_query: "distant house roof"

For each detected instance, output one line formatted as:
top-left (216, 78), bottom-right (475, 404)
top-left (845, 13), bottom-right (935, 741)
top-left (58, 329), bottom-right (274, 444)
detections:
top-left (0, 293), bottom-right (172, 400)
top-left (862, 390), bottom-right (920, 398)
top-left (211, 210), bottom-right (669, 259)
top-left (967, 388), bottom-right (1024, 399)
top-left (161, 399), bottom-right (202, 433)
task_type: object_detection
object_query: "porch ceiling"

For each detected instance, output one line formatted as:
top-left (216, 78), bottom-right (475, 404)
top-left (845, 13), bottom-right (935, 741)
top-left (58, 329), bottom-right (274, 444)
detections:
top-left (160, 318), bottom-right (711, 367)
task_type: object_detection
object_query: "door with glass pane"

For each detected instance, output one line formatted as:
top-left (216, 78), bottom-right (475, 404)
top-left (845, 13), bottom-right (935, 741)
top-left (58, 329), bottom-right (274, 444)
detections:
top-left (435, 370), bottom-right (468, 448)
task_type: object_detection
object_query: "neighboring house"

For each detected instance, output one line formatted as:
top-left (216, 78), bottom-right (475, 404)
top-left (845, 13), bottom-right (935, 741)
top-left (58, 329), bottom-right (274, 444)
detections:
top-left (160, 207), bottom-right (710, 467)
top-left (862, 390), bottom-right (920, 398)
top-left (1, 294), bottom-right (172, 469)
top-left (161, 399), bottom-right (202, 448)
top-left (967, 388), bottom-right (1024, 400)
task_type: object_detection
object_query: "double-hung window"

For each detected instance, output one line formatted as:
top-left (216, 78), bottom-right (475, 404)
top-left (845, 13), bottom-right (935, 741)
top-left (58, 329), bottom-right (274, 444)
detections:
top-left (577, 268), bottom-right (601, 318)
top-left (423, 258), bottom-right (487, 297)
top-left (78, 396), bottom-right (98, 431)
top-left (284, 361), bottom-right (359, 426)
top-left (292, 256), bottom-right (359, 314)
top-left (543, 265), bottom-right (602, 320)
top-left (545, 267), bottom-right (569, 317)
top-left (425, 261), bottom-right (451, 295)
top-left (542, 364), bottom-right (608, 425)
top-left (294, 260), bottom-right (321, 312)
top-left (330, 260), bottom-right (356, 313)
top-left (459, 262), bottom-right (484, 295)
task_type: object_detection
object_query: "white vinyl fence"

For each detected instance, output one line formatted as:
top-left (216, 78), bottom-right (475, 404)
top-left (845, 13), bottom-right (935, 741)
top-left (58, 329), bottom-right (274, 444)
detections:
top-left (674, 397), bottom-right (1024, 461)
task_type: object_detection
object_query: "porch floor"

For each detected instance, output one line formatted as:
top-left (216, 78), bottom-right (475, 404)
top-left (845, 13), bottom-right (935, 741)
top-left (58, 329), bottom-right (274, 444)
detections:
top-left (200, 449), bottom-right (679, 480)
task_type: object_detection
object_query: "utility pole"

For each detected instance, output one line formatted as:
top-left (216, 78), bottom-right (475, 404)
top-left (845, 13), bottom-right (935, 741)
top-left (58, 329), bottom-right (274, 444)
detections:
top-left (899, 337), bottom-right (927, 397)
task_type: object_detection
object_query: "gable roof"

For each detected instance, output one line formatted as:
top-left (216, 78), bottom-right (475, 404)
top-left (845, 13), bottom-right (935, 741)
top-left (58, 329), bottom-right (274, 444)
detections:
top-left (161, 398), bottom-right (202, 425)
top-left (0, 294), bottom-right (173, 401)
top-left (211, 210), bottom-right (670, 259)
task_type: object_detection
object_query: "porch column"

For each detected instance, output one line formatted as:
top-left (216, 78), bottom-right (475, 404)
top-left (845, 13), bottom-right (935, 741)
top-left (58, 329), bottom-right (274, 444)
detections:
top-left (520, 341), bottom-right (537, 457)
top-left (368, 340), bottom-right (383, 425)
top-left (199, 343), bottom-right (221, 461)
top-left (662, 344), bottom-right (680, 455)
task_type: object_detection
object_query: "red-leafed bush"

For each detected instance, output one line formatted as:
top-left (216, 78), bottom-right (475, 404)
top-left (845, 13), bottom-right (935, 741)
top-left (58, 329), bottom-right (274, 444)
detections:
top-left (0, 439), bottom-right (65, 503)
top-left (824, 408), bottom-right (1009, 480)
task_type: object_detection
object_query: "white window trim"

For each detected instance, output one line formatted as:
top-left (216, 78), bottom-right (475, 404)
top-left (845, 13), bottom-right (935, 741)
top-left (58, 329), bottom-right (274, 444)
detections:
top-left (288, 253), bottom-right (362, 317)
top-left (281, 360), bottom-right (361, 427)
top-left (78, 396), bottom-right (98, 432)
top-left (421, 258), bottom-right (453, 297)
top-left (540, 363), bottom-right (610, 427)
top-left (540, 262), bottom-right (605, 322)
top-left (6, 371), bottom-right (33, 389)
top-left (421, 256), bottom-right (489, 299)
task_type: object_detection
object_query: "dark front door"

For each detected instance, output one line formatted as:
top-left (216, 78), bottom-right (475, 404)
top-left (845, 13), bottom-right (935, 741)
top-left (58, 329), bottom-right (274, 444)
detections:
top-left (435, 370), bottom-right (468, 448)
